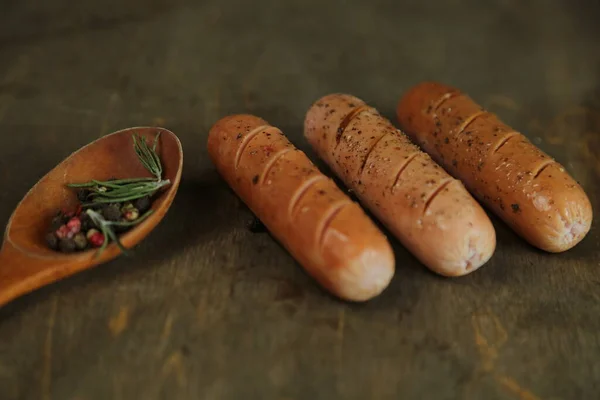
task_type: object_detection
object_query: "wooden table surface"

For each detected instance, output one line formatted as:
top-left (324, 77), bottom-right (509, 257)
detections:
top-left (1, 1), bottom-right (599, 399)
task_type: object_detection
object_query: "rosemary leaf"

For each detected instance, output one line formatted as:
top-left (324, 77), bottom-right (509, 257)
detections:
top-left (86, 209), bottom-right (154, 257)
top-left (98, 228), bottom-right (111, 256)
top-left (152, 132), bottom-right (161, 152)
top-left (82, 179), bottom-right (170, 206)
top-left (108, 229), bottom-right (127, 254)
top-left (88, 182), bottom-right (158, 197)
top-left (133, 133), bottom-right (162, 180)
top-left (151, 134), bottom-right (163, 177)
top-left (100, 177), bottom-right (155, 184)
top-left (91, 180), bottom-right (123, 189)
top-left (67, 177), bottom-right (155, 188)
top-left (146, 135), bottom-right (162, 177)
top-left (133, 142), bottom-right (152, 169)
top-left (83, 193), bottom-right (154, 206)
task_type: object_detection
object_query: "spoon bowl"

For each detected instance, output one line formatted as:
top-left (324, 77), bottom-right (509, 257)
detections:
top-left (0, 127), bottom-right (183, 307)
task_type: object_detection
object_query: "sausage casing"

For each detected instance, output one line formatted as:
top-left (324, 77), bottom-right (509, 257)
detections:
top-left (208, 114), bottom-right (395, 301)
top-left (396, 82), bottom-right (593, 252)
top-left (304, 95), bottom-right (496, 276)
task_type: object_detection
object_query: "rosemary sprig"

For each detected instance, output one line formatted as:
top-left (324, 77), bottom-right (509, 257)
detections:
top-left (64, 132), bottom-right (170, 258)
top-left (133, 132), bottom-right (162, 181)
top-left (81, 180), bottom-right (171, 206)
top-left (67, 177), bottom-right (156, 188)
top-left (67, 133), bottom-right (170, 207)
top-left (86, 208), bottom-right (154, 257)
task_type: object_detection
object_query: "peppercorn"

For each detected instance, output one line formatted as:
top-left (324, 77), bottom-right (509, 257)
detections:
top-left (58, 238), bottom-right (76, 253)
top-left (88, 230), bottom-right (105, 247)
top-left (123, 205), bottom-right (139, 221)
top-left (134, 196), bottom-right (151, 213)
top-left (50, 212), bottom-right (66, 231)
top-left (121, 202), bottom-right (134, 212)
top-left (80, 213), bottom-right (97, 231)
top-left (121, 203), bottom-right (140, 222)
top-left (66, 217), bottom-right (81, 234)
top-left (102, 203), bottom-right (122, 221)
top-left (73, 232), bottom-right (88, 250)
top-left (45, 232), bottom-right (59, 250)
top-left (55, 225), bottom-right (71, 239)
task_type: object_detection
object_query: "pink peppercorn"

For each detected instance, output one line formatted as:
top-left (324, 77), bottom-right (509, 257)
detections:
top-left (88, 231), bottom-right (105, 247)
top-left (55, 225), bottom-right (71, 239)
top-left (66, 217), bottom-right (81, 234)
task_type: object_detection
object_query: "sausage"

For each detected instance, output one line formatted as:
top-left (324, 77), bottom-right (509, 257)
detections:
top-left (304, 95), bottom-right (496, 277)
top-left (208, 114), bottom-right (395, 301)
top-left (396, 82), bottom-right (593, 252)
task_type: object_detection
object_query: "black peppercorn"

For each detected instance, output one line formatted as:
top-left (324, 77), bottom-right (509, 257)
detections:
top-left (58, 238), bottom-right (76, 253)
top-left (134, 196), bottom-right (151, 213)
top-left (80, 213), bottom-right (96, 231)
top-left (102, 203), bottom-right (122, 221)
top-left (50, 213), bottom-right (66, 231)
top-left (45, 232), bottom-right (59, 250)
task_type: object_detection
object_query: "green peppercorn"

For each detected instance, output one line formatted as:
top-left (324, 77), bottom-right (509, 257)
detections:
top-left (45, 232), bottom-right (59, 250)
top-left (121, 203), bottom-right (140, 221)
top-left (123, 206), bottom-right (139, 221)
top-left (121, 202), bottom-right (134, 212)
top-left (58, 238), bottom-right (76, 253)
top-left (73, 232), bottom-right (88, 250)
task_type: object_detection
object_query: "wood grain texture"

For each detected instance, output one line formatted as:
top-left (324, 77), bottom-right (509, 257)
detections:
top-left (0, 0), bottom-right (599, 399)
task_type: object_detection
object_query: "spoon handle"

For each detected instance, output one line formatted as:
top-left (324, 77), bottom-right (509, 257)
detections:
top-left (0, 241), bottom-right (54, 307)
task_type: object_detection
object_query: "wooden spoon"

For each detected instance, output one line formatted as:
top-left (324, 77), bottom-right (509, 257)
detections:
top-left (0, 127), bottom-right (183, 307)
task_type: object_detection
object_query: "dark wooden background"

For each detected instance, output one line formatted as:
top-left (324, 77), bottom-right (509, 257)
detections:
top-left (1, 1), bottom-right (599, 399)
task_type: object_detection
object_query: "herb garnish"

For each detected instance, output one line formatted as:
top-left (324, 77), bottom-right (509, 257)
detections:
top-left (68, 133), bottom-right (170, 207)
top-left (86, 208), bottom-right (153, 256)
top-left (58, 132), bottom-right (170, 257)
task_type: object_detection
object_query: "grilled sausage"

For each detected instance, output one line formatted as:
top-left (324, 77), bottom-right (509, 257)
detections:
top-left (396, 82), bottom-right (593, 252)
top-left (208, 114), bottom-right (395, 301)
top-left (304, 95), bottom-right (496, 277)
